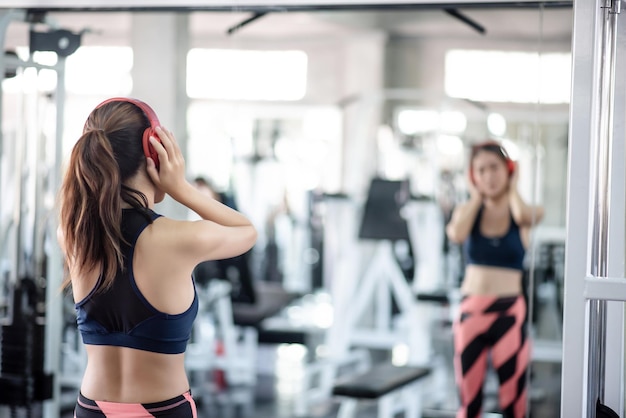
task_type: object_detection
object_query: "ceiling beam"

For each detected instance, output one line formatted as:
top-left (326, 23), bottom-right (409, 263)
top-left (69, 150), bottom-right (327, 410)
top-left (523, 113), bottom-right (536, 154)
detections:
top-left (227, 12), bottom-right (268, 35)
top-left (443, 8), bottom-right (486, 34)
top-left (14, 0), bottom-right (573, 12)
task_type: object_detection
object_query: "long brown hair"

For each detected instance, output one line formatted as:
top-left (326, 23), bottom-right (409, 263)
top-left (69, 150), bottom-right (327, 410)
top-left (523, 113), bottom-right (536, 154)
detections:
top-left (58, 100), bottom-right (153, 291)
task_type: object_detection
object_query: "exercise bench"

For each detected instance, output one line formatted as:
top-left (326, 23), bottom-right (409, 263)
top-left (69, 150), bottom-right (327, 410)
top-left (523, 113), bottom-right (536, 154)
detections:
top-left (332, 363), bottom-right (431, 418)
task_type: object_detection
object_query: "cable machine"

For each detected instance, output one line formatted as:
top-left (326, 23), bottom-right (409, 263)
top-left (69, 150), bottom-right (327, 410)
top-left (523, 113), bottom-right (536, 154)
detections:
top-left (0, 9), bottom-right (80, 418)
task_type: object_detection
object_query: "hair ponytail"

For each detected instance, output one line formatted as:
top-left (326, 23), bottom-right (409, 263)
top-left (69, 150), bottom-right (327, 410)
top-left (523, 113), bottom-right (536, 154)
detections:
top-left (59, 129), bottom-right (124, 291)
top-left (59, 100), bottom-right (154, 292)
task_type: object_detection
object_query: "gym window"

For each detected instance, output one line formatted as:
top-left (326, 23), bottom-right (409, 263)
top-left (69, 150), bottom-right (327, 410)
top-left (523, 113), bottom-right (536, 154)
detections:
top-left (65, 46), bottom-right (134, 95)
top-left (444, 49), bottom-right (571, 104)
top-left (186, 48), bottom-right (308, 101)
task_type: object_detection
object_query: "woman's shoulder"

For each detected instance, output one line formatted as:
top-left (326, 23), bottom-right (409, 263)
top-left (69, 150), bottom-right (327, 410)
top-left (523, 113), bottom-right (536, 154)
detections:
top-left (147, 215), bottom-right (212, 244)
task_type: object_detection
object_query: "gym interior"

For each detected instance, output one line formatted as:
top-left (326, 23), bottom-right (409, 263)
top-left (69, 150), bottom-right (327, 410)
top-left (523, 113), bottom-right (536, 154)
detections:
top-left (0, 1), bottom-right (621, 417)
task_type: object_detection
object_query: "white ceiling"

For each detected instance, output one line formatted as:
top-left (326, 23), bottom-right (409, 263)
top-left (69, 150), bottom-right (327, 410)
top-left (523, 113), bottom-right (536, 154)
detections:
top-left (3, 0), bottom-right (572, 7)
top-left (2, 6), bottom-right (572, 49)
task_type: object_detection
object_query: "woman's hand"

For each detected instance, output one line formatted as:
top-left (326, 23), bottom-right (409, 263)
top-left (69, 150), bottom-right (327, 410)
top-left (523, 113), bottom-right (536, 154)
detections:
top-left (145, 126), bottom-right (190, 200)
top-left (467, 170), bottom-right (482, 203)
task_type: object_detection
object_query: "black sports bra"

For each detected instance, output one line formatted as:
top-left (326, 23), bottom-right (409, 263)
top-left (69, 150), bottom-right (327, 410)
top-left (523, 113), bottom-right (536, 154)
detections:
top-left (75, 208), bottom-right (198, 354)
top-left (464, 206), bottom-right (526, 271)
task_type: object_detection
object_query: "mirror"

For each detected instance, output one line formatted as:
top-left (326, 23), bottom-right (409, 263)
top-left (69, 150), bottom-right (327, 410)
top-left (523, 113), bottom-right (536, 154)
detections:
top-left (0, 4), bottom-right (571, 417)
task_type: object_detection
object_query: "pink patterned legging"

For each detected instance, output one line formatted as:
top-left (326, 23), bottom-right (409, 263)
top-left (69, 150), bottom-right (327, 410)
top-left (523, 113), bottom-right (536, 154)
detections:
top-left (453, 295), bottom-right (530, 418)
top-left (74, 391), bottom-right (197, 418)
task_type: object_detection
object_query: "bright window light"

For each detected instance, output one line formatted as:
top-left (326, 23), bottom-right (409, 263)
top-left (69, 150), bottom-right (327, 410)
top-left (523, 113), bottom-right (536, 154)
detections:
top-left (445, 50), bottom-right (571, 104)
top-left (187, 49), bottom-right (307, 101)
top-left (397, 109), bottom-right (467, 135)
top-left (487, 112), bottom-right (507, 137)
top-left (3, 50), bottom-right (61, 93)
top-left (440, 111), bottom-right (467, 134)
top-left (436, 135), bottom-right (464, 156)
top-left (397, 109), bottom-right (439, 135)
top-left (65, 46), bottom-right (133, 95)
top-left (32, 51), bottom-right (58, 66)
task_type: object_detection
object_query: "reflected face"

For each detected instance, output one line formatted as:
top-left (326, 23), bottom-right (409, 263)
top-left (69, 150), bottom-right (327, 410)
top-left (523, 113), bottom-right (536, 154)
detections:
top-left (471, 150), bottom-right (510, 197)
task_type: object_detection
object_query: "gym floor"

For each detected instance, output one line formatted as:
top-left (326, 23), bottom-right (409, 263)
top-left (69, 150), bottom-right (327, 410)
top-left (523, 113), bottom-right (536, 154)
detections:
top-left (191, 298), bottom-right (562, 418)
top-left (190, 345), bottom-right (561, 418)
top-left (51, 290), bottom-right (563, 418)
top-left (187, 358), bottom-right (561, 417)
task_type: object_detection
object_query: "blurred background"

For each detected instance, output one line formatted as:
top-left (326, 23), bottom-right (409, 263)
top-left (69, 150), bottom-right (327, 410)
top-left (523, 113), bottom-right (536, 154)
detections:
top-left (0, 3), bottom-right (571, 417)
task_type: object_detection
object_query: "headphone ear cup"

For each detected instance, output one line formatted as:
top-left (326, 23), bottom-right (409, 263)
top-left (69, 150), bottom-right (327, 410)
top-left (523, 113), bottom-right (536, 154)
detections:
top-left (507, 159), bottom-right (515, 175)
top-left (142, 127), bottom-right (160, 170)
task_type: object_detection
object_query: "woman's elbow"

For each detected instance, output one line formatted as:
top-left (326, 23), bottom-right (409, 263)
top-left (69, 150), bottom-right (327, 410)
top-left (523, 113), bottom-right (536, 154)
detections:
top-left (535, 208), bottom-right (545, 224)
top-left (445, 226), bottom-right (464, 244)
top-left (244, 226), bottom-right (258, 251)
top-left (521, 207), bottom-right (544, 227)
top-left (231, 225), bottom-right (258, 256)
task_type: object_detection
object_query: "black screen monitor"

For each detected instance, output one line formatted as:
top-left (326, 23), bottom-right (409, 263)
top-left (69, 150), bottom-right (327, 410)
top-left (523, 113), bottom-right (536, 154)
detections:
top-left (358, 178), bottom-right (411, 241)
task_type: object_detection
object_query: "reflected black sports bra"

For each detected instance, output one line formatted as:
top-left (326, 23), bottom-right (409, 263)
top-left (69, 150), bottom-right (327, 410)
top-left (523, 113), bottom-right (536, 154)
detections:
top-left (464, 206), bottom-right (526, 272)
top-left (75, 208), bottom-right (198, 355)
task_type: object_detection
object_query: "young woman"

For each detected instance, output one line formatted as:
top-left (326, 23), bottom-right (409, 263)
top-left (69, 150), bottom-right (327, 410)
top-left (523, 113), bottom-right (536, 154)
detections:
top-left (445, 141), bottom-right (543, 418)
top-left (57, 98), bottom-right (257, 417)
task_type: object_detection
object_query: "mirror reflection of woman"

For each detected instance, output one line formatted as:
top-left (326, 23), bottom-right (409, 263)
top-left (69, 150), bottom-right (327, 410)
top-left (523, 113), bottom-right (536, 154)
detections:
top-left (446, 141), bottom-right (544, 418)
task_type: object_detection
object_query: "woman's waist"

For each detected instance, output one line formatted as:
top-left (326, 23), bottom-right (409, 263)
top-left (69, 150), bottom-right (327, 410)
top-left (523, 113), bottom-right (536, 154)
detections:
top-left (461, 264), bottom-right (523, 296)
top-left (81, 346), bottom-right (189, 403)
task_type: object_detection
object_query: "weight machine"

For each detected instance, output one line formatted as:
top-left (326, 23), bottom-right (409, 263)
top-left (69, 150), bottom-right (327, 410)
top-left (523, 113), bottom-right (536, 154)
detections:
top-left (0, 9), bottom-right (81, 418)
top-left (295, 178), bottom-right (438, 416)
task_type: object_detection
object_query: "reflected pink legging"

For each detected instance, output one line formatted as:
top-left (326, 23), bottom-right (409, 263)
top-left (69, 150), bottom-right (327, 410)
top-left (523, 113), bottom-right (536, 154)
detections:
top-left (453, 295), bottom-right (530, 418)
top-left (74, 391), bottom-right (197, 418)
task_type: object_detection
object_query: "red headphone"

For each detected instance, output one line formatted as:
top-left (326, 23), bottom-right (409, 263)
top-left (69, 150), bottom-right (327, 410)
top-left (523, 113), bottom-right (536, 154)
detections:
top-left (469, 140), bottom-right (515, 184)
top-left (95, 97), bottom-right (162, 169)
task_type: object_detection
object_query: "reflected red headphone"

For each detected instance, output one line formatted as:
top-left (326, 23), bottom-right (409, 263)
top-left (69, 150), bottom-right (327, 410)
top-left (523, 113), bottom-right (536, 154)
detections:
top-left (469, 140), bottom-right (515, 184)
top-left (95, 97), bottom-right (162, 169)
